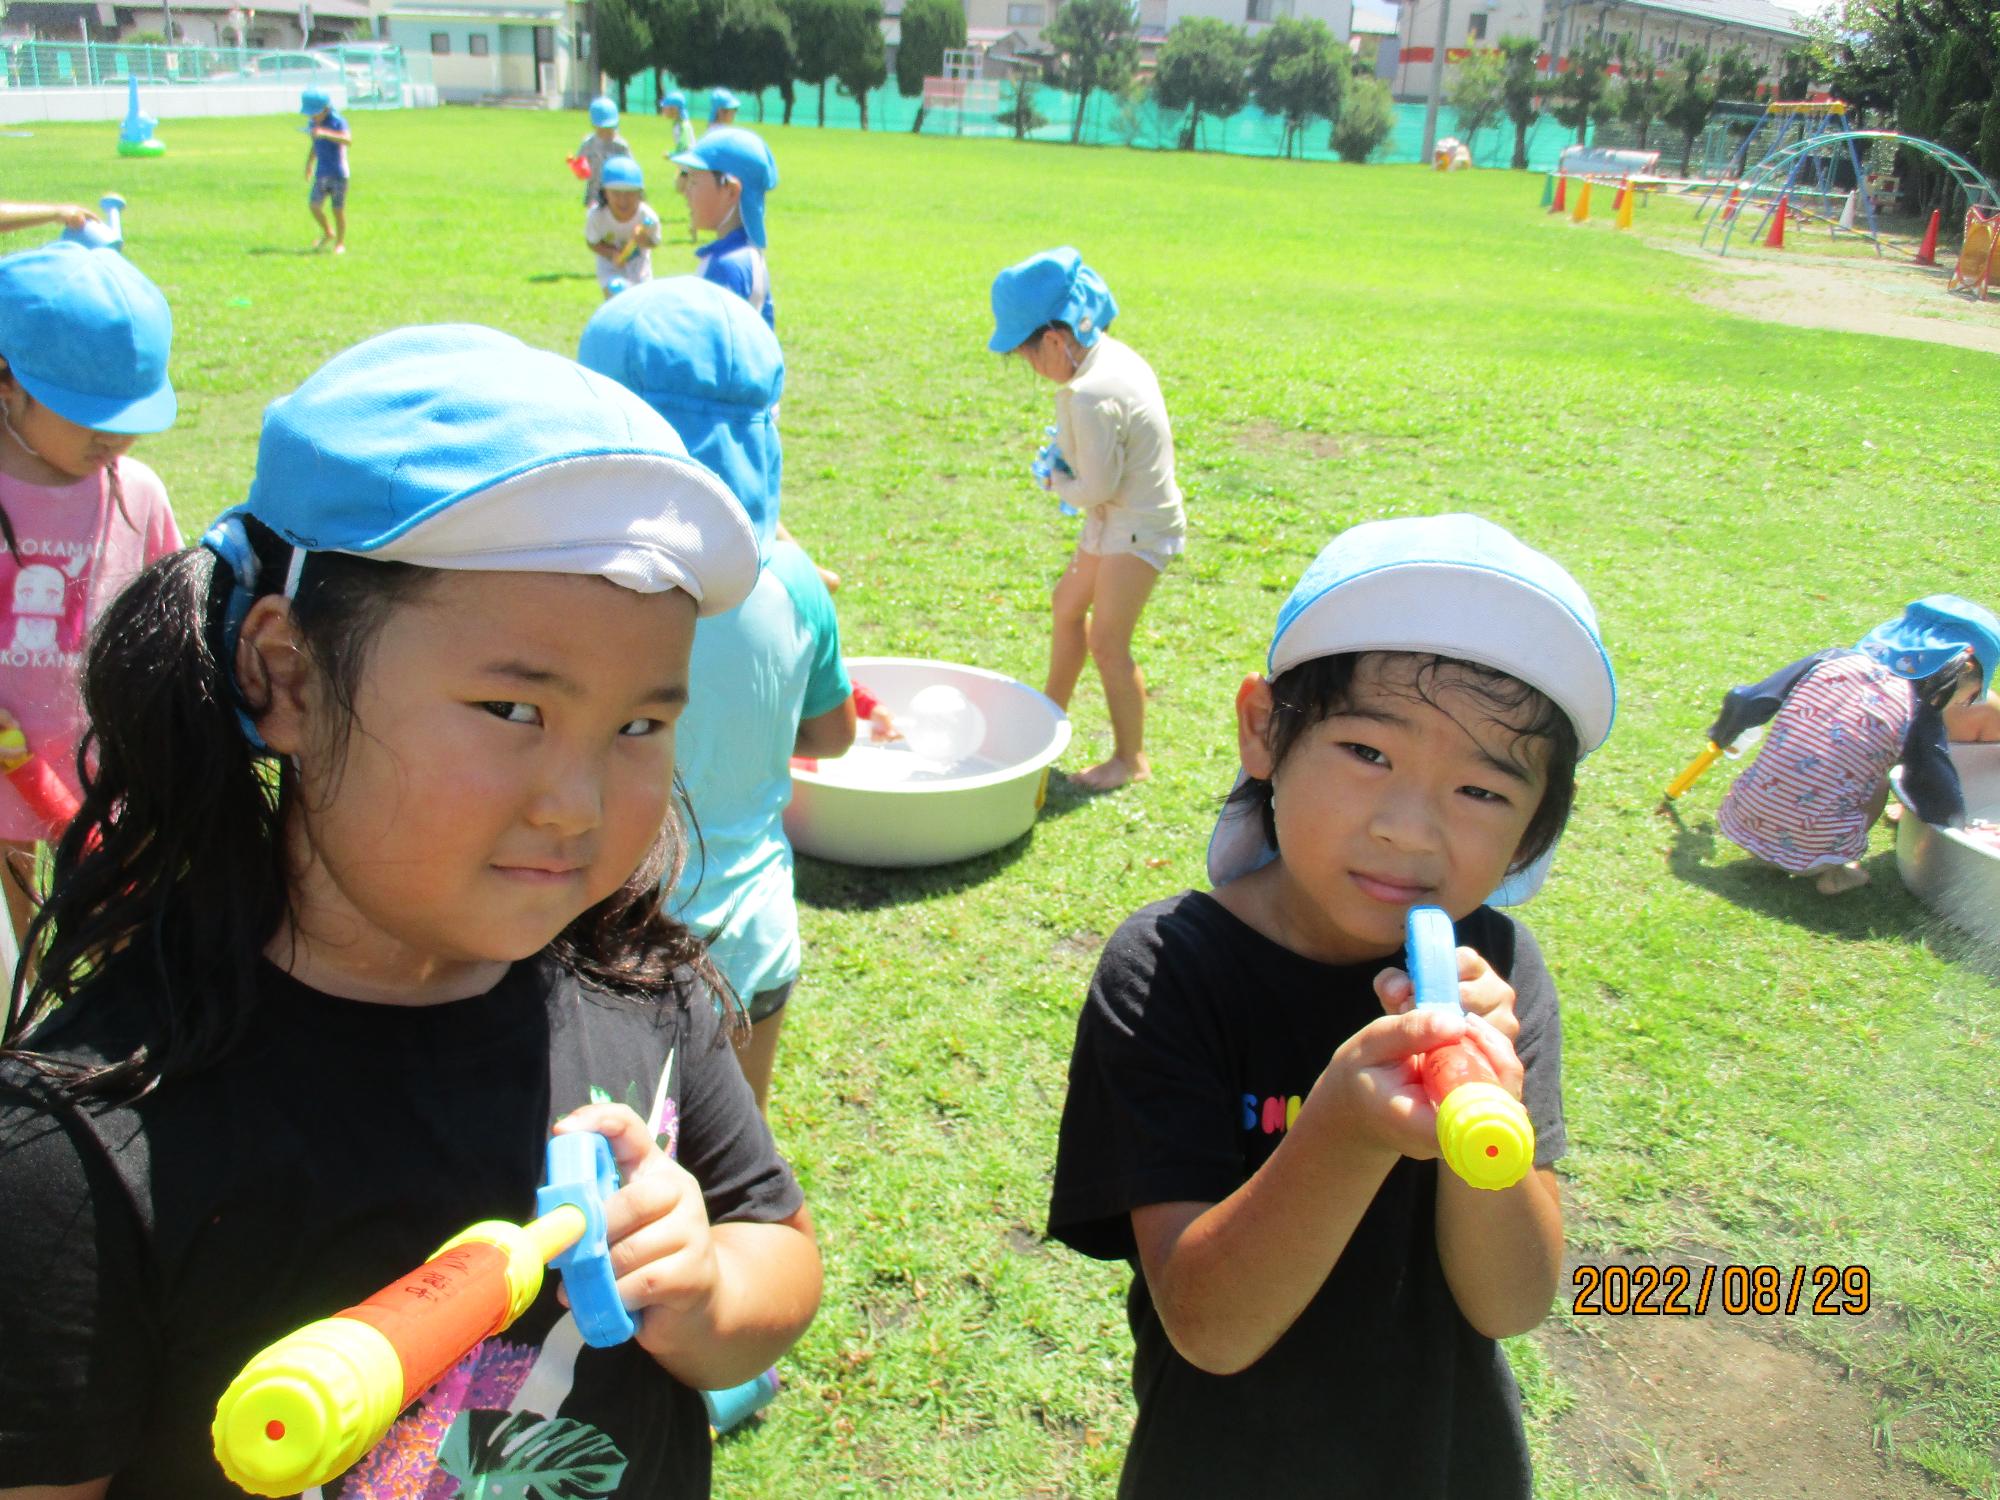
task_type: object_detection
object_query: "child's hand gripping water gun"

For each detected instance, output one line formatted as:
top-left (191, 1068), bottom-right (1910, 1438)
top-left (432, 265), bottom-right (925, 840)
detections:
top-left (1404, 906), bottom-right (1534, 1192)
top-left (614, 208), bottom-right (660, 267)
top-left (0, 714), bottom-right (81, 838)
top-left (210, 1132), bottom-right (637, 1496)
top-left (1031, 425), bottom-right (1079, 517)
top-left (566, 153), bottom-right (592, 180)
top-left (1663, 724), bottom-right (1762, 801)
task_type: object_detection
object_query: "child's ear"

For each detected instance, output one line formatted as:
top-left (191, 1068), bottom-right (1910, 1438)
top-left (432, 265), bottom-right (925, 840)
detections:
top-left (1236, 675), bottom-right (1276, 779)
top-left (236, 595), bottom-right (314, 755)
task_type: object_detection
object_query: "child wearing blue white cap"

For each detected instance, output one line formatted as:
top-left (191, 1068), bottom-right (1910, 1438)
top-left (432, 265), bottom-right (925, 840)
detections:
top-left (673, 127), bottom-right (778, 329)
top-left (1050, 513), bottom-right (1612, 1498)
top-left (990, 247), bottom-right (1184, 791)
top-left (582, 277), bottom-right (859, 1113)
top-left (0, 240), bottom-right (181, 947)
top-left (1707, 594), bottom-right (1996, 893)
top-left (0, 324), bottom-right (821, 1498)
top-left (574, 93), bottom-right (634, 207)
top-left (587, 156), bottom-right (662, 298)
top-left (705, 87), bottom-right (741, 130)
top-left (300, 87), bottom-right (352, 253)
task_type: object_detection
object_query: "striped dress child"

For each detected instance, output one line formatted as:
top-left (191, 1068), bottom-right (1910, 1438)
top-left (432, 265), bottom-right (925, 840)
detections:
top-left (1715, 651), bottom-right (1913, 872)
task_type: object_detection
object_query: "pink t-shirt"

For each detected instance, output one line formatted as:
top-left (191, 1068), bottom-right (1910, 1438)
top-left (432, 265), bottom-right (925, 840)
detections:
top-left (0, 457), bottom-right (181, 841)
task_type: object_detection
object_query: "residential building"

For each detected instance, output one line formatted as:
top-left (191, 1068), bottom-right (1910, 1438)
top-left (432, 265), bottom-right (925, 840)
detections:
top-left (378, 0), bottom-right (584, 104)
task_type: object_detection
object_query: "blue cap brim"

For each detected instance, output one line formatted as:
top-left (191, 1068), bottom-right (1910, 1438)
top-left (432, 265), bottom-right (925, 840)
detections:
top-left (17, 365), bottom-right (176, 434)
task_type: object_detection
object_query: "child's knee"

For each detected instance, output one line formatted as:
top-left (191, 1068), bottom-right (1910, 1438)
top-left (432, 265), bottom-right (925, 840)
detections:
top-left (1086, 615), bottom-right (1136, 663)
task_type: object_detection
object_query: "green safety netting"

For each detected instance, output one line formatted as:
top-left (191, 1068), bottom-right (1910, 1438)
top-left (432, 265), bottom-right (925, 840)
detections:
top-left (623, 71), bottom-right (1585, 172)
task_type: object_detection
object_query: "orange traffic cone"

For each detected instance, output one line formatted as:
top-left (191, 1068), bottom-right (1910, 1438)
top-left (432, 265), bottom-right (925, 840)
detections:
top-left (1915, 208), bottom-right (1941, 266)
top-left (1720, 186), bottom-right (1742, 222)
top-left (1551, 175), bottom-right (1568, 213)
top-left (1571, 179), bottom-right (1592, 223)
top-left (1616, 180), bottom-right (1635, 230)
top-left (1765, 197), bottom-right (1787, 248)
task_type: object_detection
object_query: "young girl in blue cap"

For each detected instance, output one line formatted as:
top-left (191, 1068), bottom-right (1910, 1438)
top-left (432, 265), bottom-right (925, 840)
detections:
top-left (990, 247), bottom-right (1184, 792)
top-left (672, 128), bottom-right (778, 329)
top-left (580, 276), bottom-right (859, 1114)
top-left (0, 241), bottom-right (181, 949)
top-left (300, 87), bottom-right (352, 253)
top-left (1050, 513), bottom-right (1612, 1498)
top-left (587, 156), bottom-right (662, 298)
top-left (1708, 594), bottom-right (1997, 892)
top-left (0, 325), bottom-right (821, 1498)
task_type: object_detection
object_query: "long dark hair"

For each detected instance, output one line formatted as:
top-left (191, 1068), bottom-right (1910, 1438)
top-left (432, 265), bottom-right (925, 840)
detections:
top-left (2, 515), bottom-right (728, 1104)
top-left (1226, 651), bottom-right (1582, 876)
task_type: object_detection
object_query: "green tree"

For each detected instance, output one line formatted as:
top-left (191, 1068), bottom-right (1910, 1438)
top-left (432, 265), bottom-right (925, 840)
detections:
top-left (1613, 41), bottom-right (1668, 149)
top-left (1660, 48), bottom-right (1716, 174)
top-left (1447, 48), bottom-right (1505, 152)
top-left (594, 0), bottom-right (654, 110)
top-left (1713, 43), bottom-right (1764, 171)
top-left (1552, 32), bottom-right (1614, 145)
top-left (782, 0), bottom-right (838, 124)
top-left (1497, 34), bottom-right (1543, 169)
top-left (1044, 0), bottom-right (1140, 143)
top-left (997, 76), bottom-right (1048, 139)
top-left (1152, 16), bottom-right (1250, 151)
top-left (1331, 73), bottom-right (1394, 160)
top-left (832, 0), bottom-right (886, 129)
top-left (894, 0), bottom-right (965, 133)
top-left (1250, 17), bottom-right (1345, 158)
top-left (1777, 45), bottom-right (1812, 99)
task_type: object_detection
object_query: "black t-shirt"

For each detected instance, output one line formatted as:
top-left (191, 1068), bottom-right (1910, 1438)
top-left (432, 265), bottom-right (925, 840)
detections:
top-left (1048, 892), bottom-right (1566, 1499)
top-left (0, 953), bottom-right (802, 1499)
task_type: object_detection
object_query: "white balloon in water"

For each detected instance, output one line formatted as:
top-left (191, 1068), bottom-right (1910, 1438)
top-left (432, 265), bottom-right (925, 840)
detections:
top-left (906, 684), bottom-right (986, 764)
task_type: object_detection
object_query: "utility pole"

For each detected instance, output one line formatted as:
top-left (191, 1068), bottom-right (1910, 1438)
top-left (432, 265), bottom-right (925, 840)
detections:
top-left (1419, 0), bottom-right (1453, 163)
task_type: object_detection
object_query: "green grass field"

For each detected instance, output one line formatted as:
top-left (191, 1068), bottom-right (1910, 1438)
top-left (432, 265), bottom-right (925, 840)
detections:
top-left (7, 109), bottom-right (1999, 1498)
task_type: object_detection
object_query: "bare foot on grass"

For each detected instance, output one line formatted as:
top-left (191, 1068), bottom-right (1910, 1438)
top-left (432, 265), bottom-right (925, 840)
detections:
top-left (1072, 755), bottom-right (1149, 792)
top-left (1812, 863), bottom-right (1870, 895)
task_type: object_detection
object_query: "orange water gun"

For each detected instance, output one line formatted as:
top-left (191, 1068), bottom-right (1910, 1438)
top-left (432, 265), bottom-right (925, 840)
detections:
top-left (1405, 905), bottom-right (1534, 1191)
top-left (0, 726), bottom-right (80, 838)
top-left (211, 1131), bottom-right (635, 1496)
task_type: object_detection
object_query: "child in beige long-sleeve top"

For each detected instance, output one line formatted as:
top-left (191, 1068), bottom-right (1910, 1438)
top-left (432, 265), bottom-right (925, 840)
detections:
top-left (990, 248), bottom-right (1185, 792)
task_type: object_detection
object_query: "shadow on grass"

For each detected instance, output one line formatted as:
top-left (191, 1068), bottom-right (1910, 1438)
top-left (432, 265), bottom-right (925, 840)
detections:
top-left (1663, 805), bottom-right (2000, 978)
top-left (525, 271), bottom-right (599, 284)
top-left (246, 246), bottom-right (326, 257)
top-left (795, 830), bottom-right (1039, 911)
top-left (1662, 807), bottom-right (1923, 942)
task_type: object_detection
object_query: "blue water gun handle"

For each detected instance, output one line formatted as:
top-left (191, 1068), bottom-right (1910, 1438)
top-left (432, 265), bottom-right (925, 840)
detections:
top-left (537, 1132), bottom-right (638, 1348)
top-left (60, 193), bottom-right (125, 252)
top-left (1405, 905), bottom-right (1462, 1015)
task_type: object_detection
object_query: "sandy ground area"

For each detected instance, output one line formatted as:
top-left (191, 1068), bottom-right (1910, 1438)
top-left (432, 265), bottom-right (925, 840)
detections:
top-left (1668, 234), bottom-right (2000, 356)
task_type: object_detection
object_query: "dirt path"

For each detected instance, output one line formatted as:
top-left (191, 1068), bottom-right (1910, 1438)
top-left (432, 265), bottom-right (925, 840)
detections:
top-left (1666, 238), bottom-right (2000, 357)
top-left (1539, 1253), bottom-right (1967, 1498)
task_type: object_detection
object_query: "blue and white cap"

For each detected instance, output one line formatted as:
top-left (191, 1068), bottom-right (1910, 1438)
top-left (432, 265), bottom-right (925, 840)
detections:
top-left (1857, 595), bottom-right (2000, 695)
top-left (664, 89), bottom-right (688, 111)
top-left (201, 326), bottom-right (759, 746)
top-left (300, 87), bottom-right (329, 114)
top-left (601, 155), bottom-right (644, 191)
top-left (588, 95), bottom-right (619, 128)
top-left (1206, 513), bottom-right (1616, 894)
top-left (706, 87), bottom-right (740, 116)
top-left (0, 239), bottom-right (175, 433)
top-left (578, 277), bottom-right (785, 563)
top-left (671, 127), bottom-right (777, 247)
top-left (987, 247), bottom-right (1118, 354)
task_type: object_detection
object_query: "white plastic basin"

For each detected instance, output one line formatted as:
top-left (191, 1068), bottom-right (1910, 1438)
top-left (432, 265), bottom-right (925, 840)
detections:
top-left (1890, 742), bottom-right (2000, 944)
top-left (785, 657), bottom-right (1071, 868)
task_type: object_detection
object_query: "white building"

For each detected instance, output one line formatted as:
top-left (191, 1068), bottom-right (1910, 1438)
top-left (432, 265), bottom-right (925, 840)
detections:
top-left (1384, 0), bottom-right (1800, 98)
top-left (379, 0), bottom-right (585, 104)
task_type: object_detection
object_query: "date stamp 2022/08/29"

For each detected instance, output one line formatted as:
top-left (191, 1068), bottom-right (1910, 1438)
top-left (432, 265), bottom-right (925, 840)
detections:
top-left (1571, 1264), bottom-right (1872, 1318)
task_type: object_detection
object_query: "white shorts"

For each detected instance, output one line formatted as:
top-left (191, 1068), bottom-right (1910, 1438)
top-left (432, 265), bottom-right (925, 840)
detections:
top-left (1080, 508), bottom-right (1185, 574)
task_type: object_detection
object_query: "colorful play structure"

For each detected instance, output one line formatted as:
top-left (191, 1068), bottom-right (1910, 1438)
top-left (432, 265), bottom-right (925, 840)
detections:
top-left (1539, 99), bottom-right (2000, 299)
